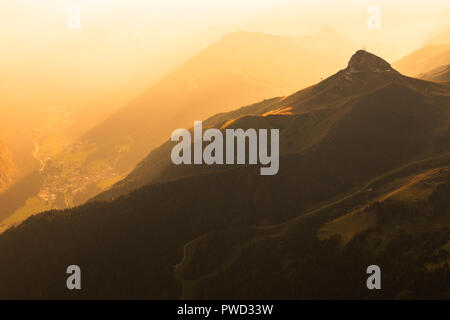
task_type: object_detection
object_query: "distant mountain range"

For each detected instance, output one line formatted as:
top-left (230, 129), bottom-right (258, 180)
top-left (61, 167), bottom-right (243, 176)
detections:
top-left (80, 28), bottom-right (359, 174)
top-left (0, 51), bottom-right (449, 299)
top-left (420, 64), bottom-right (450, 81)
top-left (394, 43), bottom-right (450, 77)
top-left (394, 35), bottom-right (450, 83)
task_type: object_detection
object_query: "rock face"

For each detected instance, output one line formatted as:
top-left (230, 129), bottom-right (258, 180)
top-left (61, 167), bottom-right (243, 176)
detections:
top-left (0, 141), bottom-right (18, 193)
top-left (346, 50), bottom-right (398, 73)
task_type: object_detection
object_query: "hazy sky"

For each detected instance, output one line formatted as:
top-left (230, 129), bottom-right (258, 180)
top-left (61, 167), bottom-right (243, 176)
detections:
top-left (0, 0), bottom-right (449, 174)
top-left (0, 0), bottom-right (449, 117)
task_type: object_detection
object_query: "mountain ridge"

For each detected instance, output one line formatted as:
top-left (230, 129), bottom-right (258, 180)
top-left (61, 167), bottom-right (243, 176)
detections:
top-left (420, 64), bottom-right (450, 82)
top-left (94, 50), bottom-right (450, 202)
top-left (394, 43), bottom-right (450, 76)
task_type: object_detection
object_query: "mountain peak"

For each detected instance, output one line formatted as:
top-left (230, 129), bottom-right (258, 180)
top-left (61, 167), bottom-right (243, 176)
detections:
top-left (346, 50), bottom-right (397, 73)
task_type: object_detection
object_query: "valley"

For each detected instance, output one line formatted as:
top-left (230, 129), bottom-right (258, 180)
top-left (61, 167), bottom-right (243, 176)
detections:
top-left (0, 110), bottom-right (127, 233)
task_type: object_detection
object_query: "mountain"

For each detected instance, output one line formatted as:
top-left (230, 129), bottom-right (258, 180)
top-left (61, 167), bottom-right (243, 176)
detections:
top-left (0, 28), bottom-right (359, 228)
top-left (81, 29), bottom-right (358, 173)
top-left (96, 49), bottom-right (448, 200)
top-left (393, 43), bottom-right (450, 76)
top-left (0, 51), bottom-right (449, 299)
top-left (420, 64), bottom-right (450, 82)
top-left (0, 140), bottom-right (18, 194)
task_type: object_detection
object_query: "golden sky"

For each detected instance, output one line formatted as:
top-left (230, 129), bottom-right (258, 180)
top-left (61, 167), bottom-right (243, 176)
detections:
top-left (0, 0), bottom-right (449, 119)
